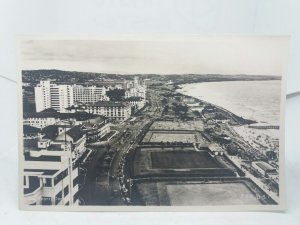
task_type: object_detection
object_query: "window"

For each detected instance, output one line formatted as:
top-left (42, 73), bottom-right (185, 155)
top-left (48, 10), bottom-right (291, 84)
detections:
top-left (54, 169), bottom-right (69, 185)
top-left (42, 197), bottom-right (52, 205)
top-left (44, 178), bottom-right (52, 187)
top-left (64, 185), bottom-right (69, 196)
top-left (73, 176), bottom-right (79, 187)
top-left (55, 191), bottom-right (62, 205)
top-left (73, 192), bottom-right (79, 203)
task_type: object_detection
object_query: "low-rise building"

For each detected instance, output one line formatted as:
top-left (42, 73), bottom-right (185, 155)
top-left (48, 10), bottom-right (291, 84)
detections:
top-left (23, 108), bottom-right (100, 128)
top-left (86, 101), bottom-right (131, 121)
top-left (23, 125), bottom-right (41, 139)
top-left (55, 126), bottom-right (87, 160)
top-left (123, 96), bottom-right (146, 112)
top-left (23, 108), bottom-right (60, 128)
top-left (81, 116), bottom-right (110, 143)
top-left (252, 161), bottom-right (277, 177)
top-left (208, 143), bottom-right (224, 156)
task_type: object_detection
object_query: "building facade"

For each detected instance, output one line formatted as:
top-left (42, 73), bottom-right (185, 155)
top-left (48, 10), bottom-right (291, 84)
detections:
top-left (23, 109), bottom-right (100, 129)
top-left (86, 101), bottom-right (131, 121)
top-left (123, 96), bottom-right (146, 112)
top-left (34, 80), bottom-right (52, 112)
top-left (55, 126), bottom-right (87, 160)
top-left (73, 85), bottom-right (109, 103)
top-left (23, 139), bottom-right (80, 206)
top-left (35, 81), bottom-right (74, 112)
top-left (81, 116), bottom-right (111, 143)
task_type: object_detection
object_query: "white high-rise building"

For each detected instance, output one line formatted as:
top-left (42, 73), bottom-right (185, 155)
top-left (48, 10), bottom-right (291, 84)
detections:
top-left (50, 85), bottom-right (74, 112)
top-left (34, 81), bottom-right (52, 112)
top-left (73, 85), bottom-right (108, 103)
top-left (34, 81), bottom-right (74, 113)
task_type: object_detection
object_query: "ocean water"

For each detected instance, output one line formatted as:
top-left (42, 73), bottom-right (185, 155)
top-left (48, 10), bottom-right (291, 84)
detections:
top-left (178, 80), bottom-right (282, 125)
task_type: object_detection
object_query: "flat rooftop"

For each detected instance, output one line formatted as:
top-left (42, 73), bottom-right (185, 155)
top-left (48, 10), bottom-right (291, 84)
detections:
top-left (254, 161), bottom-right (276, 171)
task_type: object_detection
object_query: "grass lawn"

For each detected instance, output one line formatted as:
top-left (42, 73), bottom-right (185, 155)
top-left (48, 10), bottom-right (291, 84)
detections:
top-left (151, 151), bottom-right (222, 169)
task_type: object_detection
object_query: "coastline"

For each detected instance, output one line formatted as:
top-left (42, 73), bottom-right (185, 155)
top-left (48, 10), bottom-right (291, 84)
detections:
top-left (172, 81), bottom-right (280, 164)
top-left (173, 84), bottom-right (257, 126)
top-left (173, 76), bottom-right (281, 88)
top-left (174, 79), bottom-right (281, 126)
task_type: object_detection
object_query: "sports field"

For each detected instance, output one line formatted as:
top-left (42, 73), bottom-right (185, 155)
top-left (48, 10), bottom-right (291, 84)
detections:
top-left (166, 183), bottom-right (262, 205)
top-left (134, 181), bottom-right (263, 206)
top-left (144, 131), bottom-right (198, 143)
top-left (150, 120), bottom-right (204, 131)
top-left (139, 146), bottom-right (195, 152)
top-left (142, 130), bottom-right (204, 143)
top-left (151, 151), bottom-right (221, 169)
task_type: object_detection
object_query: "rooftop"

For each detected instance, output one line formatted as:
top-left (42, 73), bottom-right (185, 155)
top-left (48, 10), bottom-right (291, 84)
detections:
top-left (41, 125), bottom-right (60, 140)
top-left (123, 96), bottom-right (144, 101)
top-left (66, 125), bottom-right (85, 142)
top-left (24, 139), bottom-right (38, 149)
top-left (23, 125), bottom-right (40, 135)
top-left (24, 109), bottom-right (99, 121)
top-left (87, 101), bottom-right (129, 107)
top-left (254, 161), bottom-right (276, 171)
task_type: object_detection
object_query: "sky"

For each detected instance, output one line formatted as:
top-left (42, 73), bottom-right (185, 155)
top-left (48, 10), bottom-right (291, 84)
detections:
top-left (19, 36), bottom-right (289, 76)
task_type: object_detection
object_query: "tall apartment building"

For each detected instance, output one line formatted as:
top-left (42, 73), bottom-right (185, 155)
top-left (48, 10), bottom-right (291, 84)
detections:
top-left (50, 85), bottom-right (74, 113)
top-left (73, 85), bottom-right (108, 103)
top-left (34, 81), bottom-right (52, 112)
top-left (35, 81), bottom-right (109, 113)
top-left (35, 81), bottom-right (74, 113)
top-left (23, 139), bottom-right (80, 206)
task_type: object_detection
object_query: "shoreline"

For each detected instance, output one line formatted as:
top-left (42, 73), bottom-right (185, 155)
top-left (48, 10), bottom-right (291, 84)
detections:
top-left (173, 84), bottom-right (257, 126)
top-left (173, 77), bottom-right (281, 88)
top-left (171, 82), bottom-right (280, 161)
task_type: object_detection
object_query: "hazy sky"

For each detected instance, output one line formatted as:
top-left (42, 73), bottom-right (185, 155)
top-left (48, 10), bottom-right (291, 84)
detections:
top-left (19, 36), bottom-right (289, 75)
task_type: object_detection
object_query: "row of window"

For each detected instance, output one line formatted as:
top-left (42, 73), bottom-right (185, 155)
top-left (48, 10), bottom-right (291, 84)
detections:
top-left (54, 186), bottom-right (69, 205)
top-left (54, 169), bottom-right (68, 186)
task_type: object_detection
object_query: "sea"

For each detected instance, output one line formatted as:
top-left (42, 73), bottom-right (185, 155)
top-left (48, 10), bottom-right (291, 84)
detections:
top-left (177, 80), bottom-right (282, 126)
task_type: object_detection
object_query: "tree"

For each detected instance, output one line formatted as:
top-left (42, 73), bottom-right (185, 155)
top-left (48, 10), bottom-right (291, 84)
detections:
top-left (161, 98), bottom-right (168, 105)
top-left (266, 151), bottom-right (277, 161)
top-left (226, 143), bottom-right (239, 156)
top-left (106, 89), bottom-right (126, 101)
top-left (192, 110), bottom-right (201, 117)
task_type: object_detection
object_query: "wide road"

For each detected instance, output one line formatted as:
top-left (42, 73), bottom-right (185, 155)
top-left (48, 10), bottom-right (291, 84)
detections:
top-left (108, 115), bottom-right (152, 205)
top-left (78, 146), bottom-right (109, 205)
top-left (107, 88), bottom-right (162, 205)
